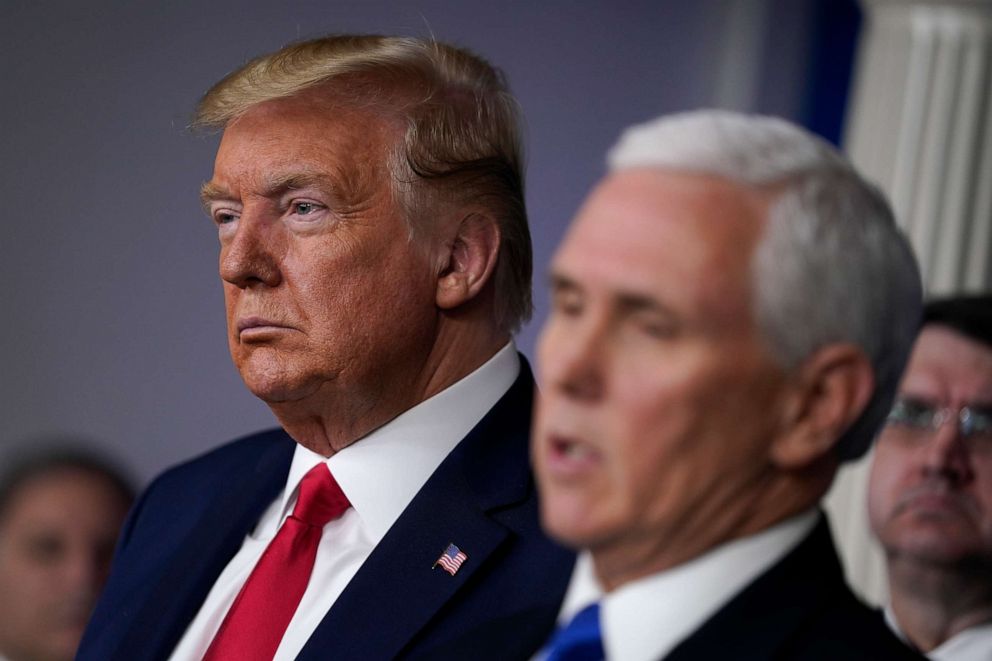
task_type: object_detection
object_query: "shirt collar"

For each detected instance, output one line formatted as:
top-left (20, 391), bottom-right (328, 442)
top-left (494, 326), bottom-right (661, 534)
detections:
top-left (558, 509), bottom-right (818, 661)
top-left (885, 604), bottom-right (992, 661)
top-left (277, 343), bottom-right (519, 543)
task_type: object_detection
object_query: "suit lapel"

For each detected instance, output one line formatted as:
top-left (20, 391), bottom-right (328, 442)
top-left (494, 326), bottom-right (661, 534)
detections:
top-left (116, 434), bottom-right (295, 660)
top-left (664, 515), bottom-right (842, 660)
top-left (298, 361), bottom-right (536, 660)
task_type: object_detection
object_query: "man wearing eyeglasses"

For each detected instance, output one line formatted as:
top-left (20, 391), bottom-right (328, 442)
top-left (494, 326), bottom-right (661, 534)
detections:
top-left (869, 294), bottom-right (992, 661)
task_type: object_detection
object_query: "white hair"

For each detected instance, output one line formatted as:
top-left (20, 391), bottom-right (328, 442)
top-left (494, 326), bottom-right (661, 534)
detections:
top-left (608, 110), bottom-right (922, 461)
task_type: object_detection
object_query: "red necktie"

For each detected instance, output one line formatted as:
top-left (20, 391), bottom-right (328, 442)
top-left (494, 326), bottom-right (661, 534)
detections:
top-left (203, 464), bottom-right (350, 661)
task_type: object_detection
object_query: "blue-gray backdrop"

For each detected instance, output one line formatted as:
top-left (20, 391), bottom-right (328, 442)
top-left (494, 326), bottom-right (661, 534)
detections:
top-left (0, 0), bottom-right (853, 484)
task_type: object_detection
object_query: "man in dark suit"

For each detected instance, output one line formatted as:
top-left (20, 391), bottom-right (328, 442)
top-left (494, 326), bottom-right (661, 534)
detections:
top-left (78, 35), bottom-right (572, 661)
top-left (869, 295), bottom-right (992, 659)
top-left (532, 110), bottom-right (925, 660)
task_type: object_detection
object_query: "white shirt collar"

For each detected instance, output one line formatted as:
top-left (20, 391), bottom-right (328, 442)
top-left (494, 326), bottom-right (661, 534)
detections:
top-left (558, 509), bottom-right (819, 661)
top-left (268, 343), bottom-right (519, 542)
top-left (885, 605), bottom-right (992, 661)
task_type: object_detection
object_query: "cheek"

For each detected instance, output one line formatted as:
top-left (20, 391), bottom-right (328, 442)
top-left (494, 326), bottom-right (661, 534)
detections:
top-left (867, 445), bottom-right (910, 522)
top-left (609, 374), bottom-right (696, 457)
top-left (0, 553), bottom-right (50, 599)
top-left (223, 286), bottom-right (238, 321)
top-left (602, 388), bottom-right (686, 506)
top-left (975, 462), bottom-right (992, 527)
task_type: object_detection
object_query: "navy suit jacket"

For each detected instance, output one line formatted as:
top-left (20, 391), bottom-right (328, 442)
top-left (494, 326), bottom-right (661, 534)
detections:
top-left (662, 516), bottom-right (923, 660)
top-left (79, 360), bottom-right (574, 660)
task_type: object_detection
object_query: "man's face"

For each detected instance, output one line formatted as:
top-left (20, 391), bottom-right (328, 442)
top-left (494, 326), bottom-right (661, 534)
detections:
top-left (0, 469), bottom-right (130, 661)
top-left (869, 325), bottom-right (992, 566)
top-left (533, 169), bottom-right (790, 583)
top-left (203, 92), bottom-right (443, 441)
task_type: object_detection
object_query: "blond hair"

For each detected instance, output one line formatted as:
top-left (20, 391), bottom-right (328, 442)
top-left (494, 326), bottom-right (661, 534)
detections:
top-left (194, 35), bottom-right (532, 333)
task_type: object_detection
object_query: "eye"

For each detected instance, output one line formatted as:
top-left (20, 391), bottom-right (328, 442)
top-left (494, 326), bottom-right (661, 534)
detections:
top-left (211, 208), bottom-right (239, 226)
top-left (25, 533), bottom-right (65, 566)
top-left (971, 407), bottom-right (992, 433)
top-left (552, 288), bottom-right (584, 318)
top-left (888, 397), bottom-right (937, 429)
top-left (290, 200), bottom-right (323, 217)
top-left (633, 314), bottom-right (677, 339)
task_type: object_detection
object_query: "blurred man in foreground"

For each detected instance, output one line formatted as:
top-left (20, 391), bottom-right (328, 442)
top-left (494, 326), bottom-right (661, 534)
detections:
top-left (80, 35), bottom-right (571, 661)
top-left (870, 294), bottom-right (992, 660)
top-left (533, 110), bottom-right (924, 660)
top-left (0, 447), bottom-right (133, 661)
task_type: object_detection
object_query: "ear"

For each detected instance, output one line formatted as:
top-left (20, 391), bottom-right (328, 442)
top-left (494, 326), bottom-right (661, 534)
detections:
top-left (435, 212), bottom-right (501, 310)
top-left (771, 344), bottom-right (875, 469)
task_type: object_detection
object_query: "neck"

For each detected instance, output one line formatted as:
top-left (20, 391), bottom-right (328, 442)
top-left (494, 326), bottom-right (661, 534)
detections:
top-left (888, 556), bottom-right (992, 651)
top-left (593, 463), bottom-right (829, 591)
top-left (270, 322), bottom-right (508, 457)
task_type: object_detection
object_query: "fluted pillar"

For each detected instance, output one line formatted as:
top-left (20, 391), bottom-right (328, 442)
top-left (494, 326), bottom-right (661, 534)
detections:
top-left (846, 0), bottom-right (992, 292)
top-left (826, 0), bottom-right (992, 605)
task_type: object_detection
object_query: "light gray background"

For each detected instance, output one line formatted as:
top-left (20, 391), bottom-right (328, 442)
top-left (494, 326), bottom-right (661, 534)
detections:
top-left (1, 0), bottom-right (822, 484)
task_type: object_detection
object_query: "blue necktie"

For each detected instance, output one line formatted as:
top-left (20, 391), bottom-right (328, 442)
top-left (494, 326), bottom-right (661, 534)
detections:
top-left (543, 602), bottom-right (605, 661)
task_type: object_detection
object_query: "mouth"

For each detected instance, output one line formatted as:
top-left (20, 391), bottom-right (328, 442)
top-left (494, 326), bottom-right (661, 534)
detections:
top-left (542, 433), bottom-right (602, 479)
top-left (236, 316), bottom-right (295, 339)
top-left (897, 484), bottom-right (977, 521)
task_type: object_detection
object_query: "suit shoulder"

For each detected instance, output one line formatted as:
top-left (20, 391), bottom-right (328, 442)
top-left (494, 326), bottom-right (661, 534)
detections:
top-left (148, 428), bottom-right (292, 492)
top-left (119, 428), bottom-right (293, 544)
top-left (780, 588), bottom-right (924, 660)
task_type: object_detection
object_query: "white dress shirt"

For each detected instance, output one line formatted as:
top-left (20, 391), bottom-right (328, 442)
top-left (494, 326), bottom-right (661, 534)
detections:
top-left (169, 343), bottom-right (519, 661)
top-left (553, 510), bottom-right (819, 661)
top-left (885, 606), bottom-right (992, 661)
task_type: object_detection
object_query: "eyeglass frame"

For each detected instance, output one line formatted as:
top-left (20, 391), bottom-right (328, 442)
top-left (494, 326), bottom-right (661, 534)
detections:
top-left (884, 396), bottom-right (992, 450)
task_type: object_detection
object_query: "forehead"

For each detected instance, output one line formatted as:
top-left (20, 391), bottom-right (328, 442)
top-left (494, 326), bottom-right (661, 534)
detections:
top-left (555, 169), bottom-right (769, 321)
top-left (902, 325), bottom-right (992, 400)
top-left (211, 90), bottom-right (401, 186)
top-left (1, 469), bottom-right (128, 529)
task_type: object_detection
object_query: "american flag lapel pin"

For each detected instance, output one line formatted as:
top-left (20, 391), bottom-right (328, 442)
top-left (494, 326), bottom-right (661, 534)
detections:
top-left (433, 542), bottom-right (468, 576)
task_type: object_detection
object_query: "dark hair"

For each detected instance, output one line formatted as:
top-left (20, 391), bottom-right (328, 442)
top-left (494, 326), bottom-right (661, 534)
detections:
top-left (0, 445), bottom-right (135, 519)
top-left (922, 294), bottom-right (992, 349)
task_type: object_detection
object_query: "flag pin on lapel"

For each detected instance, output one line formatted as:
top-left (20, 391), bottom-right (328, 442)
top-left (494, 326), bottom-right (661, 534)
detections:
top-left (433, 542), bottom-right (468, 576)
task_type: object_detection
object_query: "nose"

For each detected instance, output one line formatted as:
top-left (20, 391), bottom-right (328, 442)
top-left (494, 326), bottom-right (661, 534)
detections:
top-left (62, 548), bottom-right (103, 599)
top-left (539, 312), bottom-right (607, 402)
top-left (922, 422), bottom-right (975, 487)
top-left (219, 208), bottom-right (282, 289)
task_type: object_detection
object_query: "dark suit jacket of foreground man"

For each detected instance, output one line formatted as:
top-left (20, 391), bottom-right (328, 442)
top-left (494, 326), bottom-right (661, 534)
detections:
top-left (532, 110), bottom-right (926, 660)
top-left (80, 362), bottom-right (572, 660)
top-left (446, 517), bottom-right (919, 660)
top-left (662, 518), bottom-right (918, 660)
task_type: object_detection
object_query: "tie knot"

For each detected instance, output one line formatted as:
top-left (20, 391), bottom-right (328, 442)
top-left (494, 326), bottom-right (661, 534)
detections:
top-left (291, 464), bottom-right (350, 527)
top-left (544, 602), bottom-right (603, 661)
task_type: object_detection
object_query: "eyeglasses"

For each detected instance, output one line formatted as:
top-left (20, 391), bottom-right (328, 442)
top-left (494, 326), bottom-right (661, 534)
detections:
top-left (885, 396), bottom-right (992, 449)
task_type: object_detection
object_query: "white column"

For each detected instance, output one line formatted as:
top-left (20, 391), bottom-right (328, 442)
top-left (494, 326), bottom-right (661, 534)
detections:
top-left (846, 0), bottom-right (992, 292)
top-left (827, 0), bottom-right (992, 605)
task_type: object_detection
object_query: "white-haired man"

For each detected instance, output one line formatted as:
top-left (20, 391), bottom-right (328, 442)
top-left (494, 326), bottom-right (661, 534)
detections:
top-left (533, 110), bottom-right (925, 660)
top-left (870, 294), bottom-right (992, 660)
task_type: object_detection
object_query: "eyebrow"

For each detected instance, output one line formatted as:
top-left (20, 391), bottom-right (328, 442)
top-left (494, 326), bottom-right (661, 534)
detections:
top-left (199, 172), bottom-right (338, 213)
top-left (549, 272), bottom-right (678, 318)
top-left (615, 293), bottom-right (677, 318)
top-left (199, 181), bottom-right (231, 213)
top-left (549, 273), bottom-right (580, 294)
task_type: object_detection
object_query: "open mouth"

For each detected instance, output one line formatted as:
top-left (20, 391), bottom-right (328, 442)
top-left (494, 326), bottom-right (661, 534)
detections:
top-left (545, 433), bottom-right (601, 478)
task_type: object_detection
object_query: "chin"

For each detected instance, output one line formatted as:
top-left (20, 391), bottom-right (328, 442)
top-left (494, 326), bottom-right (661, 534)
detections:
top-left (240, 370), bottom-right (322, 404)
top-left (888, 528), bottom-right (983, 564)
top-left (539, 493), bottom-right (610, 551)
